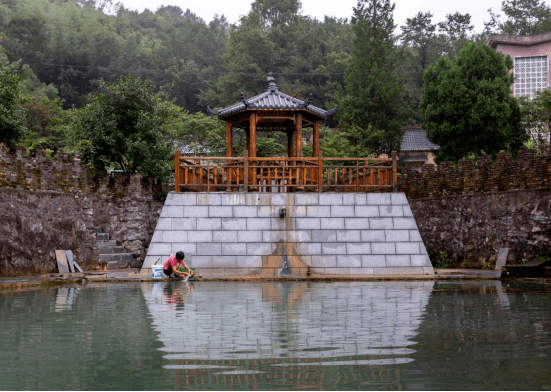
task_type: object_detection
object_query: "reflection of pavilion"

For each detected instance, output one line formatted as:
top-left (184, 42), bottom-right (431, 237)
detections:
top-left (140, 281), bottom-right (434, 389)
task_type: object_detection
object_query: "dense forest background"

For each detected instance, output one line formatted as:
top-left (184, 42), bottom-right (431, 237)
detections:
top-left (1, 0), bottom-right (550, 174)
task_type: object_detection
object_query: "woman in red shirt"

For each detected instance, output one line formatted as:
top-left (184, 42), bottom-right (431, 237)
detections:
top-left (163, 251), bottom-right (192, 279)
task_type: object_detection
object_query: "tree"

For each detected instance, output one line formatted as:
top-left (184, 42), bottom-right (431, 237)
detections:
top-left (420, 43), bottom-right (525, 162)
top-left (68, 75), bottom-right (179, 179)
top-left (518, 89), bottom-right (551, 148)
top-left (340, 0), bottom-right (408, 154)
top-left (0, 64), bottom-right (26, 146)
top-left (484, 0), bottom-right (551, 36)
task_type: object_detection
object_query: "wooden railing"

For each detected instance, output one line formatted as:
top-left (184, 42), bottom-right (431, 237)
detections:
top-left (174, 151), bottom-right (397, 193)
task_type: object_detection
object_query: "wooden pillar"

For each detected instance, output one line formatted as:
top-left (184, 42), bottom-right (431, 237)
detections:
top-left (287, 129), bottom-right (294, 157)
top-left (174, 149), bottom-right (180, 193)
top-left (249, 112), bottom-right (257, 158)
top-left (295, 113), bottom-right (303, 157)
top-left (226, 122), bottom-right (233, 157)
top-left (313, 120), bottom-right (320, 158)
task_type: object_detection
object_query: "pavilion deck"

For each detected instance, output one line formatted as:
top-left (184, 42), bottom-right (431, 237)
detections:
top-left (174, 151), bottom-right (397, 193)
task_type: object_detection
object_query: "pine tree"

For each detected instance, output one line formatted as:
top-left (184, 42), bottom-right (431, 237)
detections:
top-left (340, 0), bottom-right (408, 154)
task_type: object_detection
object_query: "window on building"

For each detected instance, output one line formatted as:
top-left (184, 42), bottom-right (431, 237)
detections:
top-left (514, 56), bottom-right (549, 99)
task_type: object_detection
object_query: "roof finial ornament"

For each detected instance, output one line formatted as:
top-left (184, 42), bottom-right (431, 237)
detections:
top-left (303, 93), bottom-right (313, 108)
top-left (267, 72), bottom-right (277, 91)
top-left (240, 91), bottom-right (248, 108)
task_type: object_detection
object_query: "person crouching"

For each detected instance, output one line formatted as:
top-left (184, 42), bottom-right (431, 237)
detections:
top-left (163, 251), bottom-right (192, 280)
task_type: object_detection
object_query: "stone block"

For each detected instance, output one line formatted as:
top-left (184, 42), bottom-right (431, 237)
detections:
top-left (170, 243), bottom-right (197, 254)
top-left (319, 193), bottom-right (343, 205)
top-left (393, 217), bottom-right (418, 230)
top-left (396, 242), bottom-right (420, 254)
top-left (409, 230), bottom-right (422, 242)
top-left (386, 255), bottom-right (411, 267)
top-left (346, 243), bottom-right (371, 255)
top-left (373, 267), bottom-right (422, 275)
top-left (324, 268), bottom-right (350, 275)
top-left (311, 255), bottom-right (336, 268)
top-left (190, 255), bottom-right (212, 268)
top-left (296, 218), bottom-right (321, 230)
top-left (246, 194), bottom-right (270, 206)
top-left (147, 243), bottom-right (172, 255)
top-left (271, 218), bottom-right (295, 230)
top-left (233, 206), bottom-right (257, 217)
top-left (222, 218), bottom-right (247, 231)
top-left (213, 231), bottom-right (238, 243)
top-left (160, 206), bottom-right (184, 218)
top-left (320, 218), bottom-right (345, 230)
top-left (390, 193), bottom-right (408, 205)
top-left (155, 218), bottom-right (172, 230)
top-left (188, 231), bottom-right (213, 243)
top-left (337, 255), bottom-right (361, 267)
top-left (367, 193), bottom-right (391, 205)
top-left (172, 218), bottom-right (196, 231)
top-left (344, 218), bottom-right (370, 230)
top-left (423, 267), bottom-right (435, 275)
top-left (355, 206), bottom-right (380, 217)
top-left (290, 206), bottom-right (307, 217)
top-left (165, 192), bottom-right (196, 205)
top-left (222, 243), bottom-right (247, 256)
top-left (384, 230), bottom-right (410, 242)
top-left (143, 255), bottom-right (162, 269)
top-left (295, 193), bottom-right (319, 205)
top-left (197, 218), bottom-right (222, 231)
top-left (360, 230), bottom-right (385, 242)
top-left (312, 230), bottom-right (337, 242)
top-left (371, 242), bottom-right (396, 254)
top-left (221, 194), bottom-right (245, 205)
top-left (199, 268), bottom-right (226, 279)
top-left (183, 206), bottom-right (209, 218)
top-left (403, 205), bottom-right (413, 217)
top-left (310, 267), bottom-right (326, 275)
top-left (162, 231), bottom-right (188, 243)
top-left (337, 230), bottom-right (360, 242)
top-left (151, 231), bottom-right (163, 242)
top-left (331, 206), bottom-right (355, 217)
top-left (343, 193), bottom-right (366, 205)
top-left (210, 256), bottom-right (238, 268)
top-left (350, 268), bottom-right (374, 275)
top-left (322, 243), bottom-right (346, 255)
top-left (258, 206), bottom-right (275, 217)
top-left (236, 231), bottom-right (261, 243)
top-left (369, 218), bottom-right (394, 230)
top-left (263, 231), bottom-right (285, 242)
top-left (361, 255), bottom-right (386, 267)
top-left (271, 193), bottom-right (293, 205)
top-left (411, 255), bottom-right (431, 267)
top-left (197, 193), bottom-right (222, 206)
top-left (236, 255), bottom-right (262, 268)
top-left (306, 206), bottom-right (331, 217)
top-left (197, 242), bottom-right (221, 255)
top-left (208, 206), bottom-right (233, 218)
top-left (295, 242), bottom-right (322, 255)
top-left (379, 205), bottom-right (404, 217)
top-left (247, 218), bottom-right (272, 230)
top-left (247, 243), bottom-right (272, 256)
top-left (287, 230), bottom-right (312, 242)
top-left (420, 243), bottom-right (428, 255)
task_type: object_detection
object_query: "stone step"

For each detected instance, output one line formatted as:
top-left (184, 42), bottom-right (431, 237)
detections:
top-left (97, 233), bottom-right (109, 241)
top-left (93, 227), bottom-right (102, 233)
top-left (95, 240), bottom-right (117, 247)
top-left (99, 253), bottom-right (134, 263)
top-left (107, 260), bottom-right (131, 269)
top-left (99, 246), bottom-right (125, 254)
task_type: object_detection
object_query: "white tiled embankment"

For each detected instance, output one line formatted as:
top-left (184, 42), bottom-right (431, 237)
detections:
top-left (143, 192), bottom-right (435, 277)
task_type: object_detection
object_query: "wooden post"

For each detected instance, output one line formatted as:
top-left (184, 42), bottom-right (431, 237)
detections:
top-left (174, 150), bottom-right (180, 193)
top-left (287, 129), bottom-right (294, 158)
top-left (392, 151), bottom-right (397, 192)
top-left (243, 150), bottom-right (249, 193)
top-left (226, 122), bottom-right (233, 157)
top-left (313, 121), bottom-right (320, 158)
top-left (318, 150), bottom-right (323, 192)
top-left (249, 112), bottom-right (257, 158)
top-left (295, 113), bottom-right (303, 157)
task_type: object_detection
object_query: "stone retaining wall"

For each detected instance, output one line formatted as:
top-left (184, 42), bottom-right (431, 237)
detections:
top-left (143, 192), bottom-right (435, 277)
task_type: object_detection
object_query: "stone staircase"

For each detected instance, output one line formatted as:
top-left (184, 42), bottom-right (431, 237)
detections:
top-left (94, 227), bottom-right (135, 269)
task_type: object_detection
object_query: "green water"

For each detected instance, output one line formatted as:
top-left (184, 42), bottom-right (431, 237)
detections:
top-left (0, 281), bottom-right (550, 390)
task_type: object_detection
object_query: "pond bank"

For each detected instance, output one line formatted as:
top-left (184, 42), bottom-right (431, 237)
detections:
top-left (0, 268), bottom-right (504, 291)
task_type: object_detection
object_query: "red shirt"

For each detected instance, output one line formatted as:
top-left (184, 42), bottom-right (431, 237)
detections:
top-left (163, 254), bottom-right (180, 271)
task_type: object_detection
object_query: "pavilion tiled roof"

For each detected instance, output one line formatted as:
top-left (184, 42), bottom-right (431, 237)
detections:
top-left (400, 127), bottom-right (439, 151)
top-left (208, 74), bottom-right (337, 119)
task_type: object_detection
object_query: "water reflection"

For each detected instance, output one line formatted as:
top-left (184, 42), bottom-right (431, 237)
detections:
top-left (55, 287), bottom-right (80, 312)
top-left (141, 281), bottom-right (434, 389)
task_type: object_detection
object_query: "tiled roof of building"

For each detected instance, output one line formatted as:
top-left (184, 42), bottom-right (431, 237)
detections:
top-left (208, 73), bottom-right (337, 119)
top-left (487, 32), bottom-right (551, 48)
top-left (400, 127), bottom-right (439, 151)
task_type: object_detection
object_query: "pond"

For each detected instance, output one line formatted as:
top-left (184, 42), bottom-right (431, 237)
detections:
top-left (0, 281), bottom-right (550, 390)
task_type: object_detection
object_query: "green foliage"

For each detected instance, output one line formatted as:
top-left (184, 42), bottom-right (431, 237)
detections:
top-left (518, 89), bottom-right (551, 149)
top-left (0, 62), bottom-right (25, 146)
top-left (68, 75), bottom-right (179, 179)
top-left (421, 43), bottom-right (526, 163)
top-left (340, 0), bottom-right (408, 154)
top-left (433, 251), bottom-right (451, 268)
top-left (519, 258), bottom-right (528, 265)
top-left (487, 0), bottom-right (551, 35)
top-left (319, 126), bottom-right (378, 158)
top-left (177, 112), bottom-right (229, 156)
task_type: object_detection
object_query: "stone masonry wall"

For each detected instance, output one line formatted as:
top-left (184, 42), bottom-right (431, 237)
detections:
top-left (0, 144), bottom-right (168, 276)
